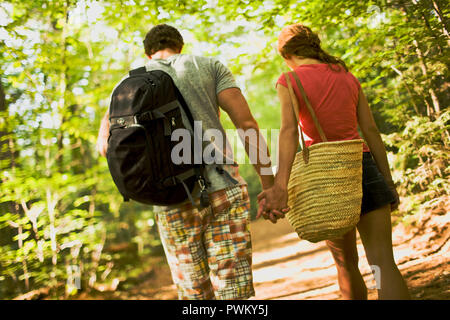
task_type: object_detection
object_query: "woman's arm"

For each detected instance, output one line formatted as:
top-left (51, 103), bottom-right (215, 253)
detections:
top-left (257, 84), bottom-right (299, 214)
top-left (357, 88), bottom-right (399, 209)
top-left (274, 84), bottom-right (300, 189)
top-left (357, 89), bottom-right (393, 183)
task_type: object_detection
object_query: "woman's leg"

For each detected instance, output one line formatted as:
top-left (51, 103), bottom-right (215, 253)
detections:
top-left (325, 228), bottom-right (368, 300)
top-left (357, 204), bottom-right (410, 300)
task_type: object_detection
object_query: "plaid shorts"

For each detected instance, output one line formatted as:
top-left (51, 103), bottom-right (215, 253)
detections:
top-left (155, 184), bottom-right (254, 300)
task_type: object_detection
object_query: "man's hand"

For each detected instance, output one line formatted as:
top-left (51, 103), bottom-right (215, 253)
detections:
top-left (257, 198), bottom-right (278, 224)
top-left (256, 185), bottom-right (290, 224)
top-left (96, 133), bottom-right (109, 157)
top-left (97, 111), bottom-right (110, 157)
top-left (258, 185), bottom-right (289, 212)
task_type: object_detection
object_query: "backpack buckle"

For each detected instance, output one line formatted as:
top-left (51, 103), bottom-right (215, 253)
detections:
top-left (198, 177), bottom-right (206, 191)
top-left (198, 178), bottom-right (210, 208)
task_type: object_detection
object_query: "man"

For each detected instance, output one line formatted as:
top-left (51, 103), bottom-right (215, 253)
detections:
top-left (97, 24), bottom-right (283, 300)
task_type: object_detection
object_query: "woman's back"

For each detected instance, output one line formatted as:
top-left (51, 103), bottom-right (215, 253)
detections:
top-left (277, 63), bottom-right (369, 152)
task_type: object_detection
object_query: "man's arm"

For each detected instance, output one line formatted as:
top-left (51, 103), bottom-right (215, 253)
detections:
top-left (96, 110), bottom-right (110, 157)
top-left (217, 88), bottom-right (274, 190)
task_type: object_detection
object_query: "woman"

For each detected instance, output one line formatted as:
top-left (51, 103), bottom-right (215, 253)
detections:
top-left (258, 24), bottom-right (410, 300)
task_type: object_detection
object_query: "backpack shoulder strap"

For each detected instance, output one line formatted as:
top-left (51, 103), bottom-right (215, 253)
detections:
top-left (129, 66), bottom-right (147, 76)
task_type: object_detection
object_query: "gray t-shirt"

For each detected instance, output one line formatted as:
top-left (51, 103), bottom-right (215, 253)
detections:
top-left (143, 54), bottom-right (247, 198)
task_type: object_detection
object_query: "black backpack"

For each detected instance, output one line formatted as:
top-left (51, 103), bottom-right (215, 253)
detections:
top-left (106, 67), bottom-right (209, 207)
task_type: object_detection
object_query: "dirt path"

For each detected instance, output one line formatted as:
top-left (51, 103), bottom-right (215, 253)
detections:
top-left (90, 217), bottom-right (449, 300)
top-left (249, 218), bottom-right (449, 300)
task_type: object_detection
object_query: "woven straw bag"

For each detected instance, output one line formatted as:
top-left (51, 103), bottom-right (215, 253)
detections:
top-left (284, 71), bottom-right (363, 243)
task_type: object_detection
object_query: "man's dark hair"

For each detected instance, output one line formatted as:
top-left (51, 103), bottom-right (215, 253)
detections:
top-left (143, 24), bottom-right (184, 56)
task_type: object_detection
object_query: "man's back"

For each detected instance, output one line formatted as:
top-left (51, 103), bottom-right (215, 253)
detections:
top-left (146, 54), bottom-right (246, 194)
top-left (96, 23), bottom-right (277, 300)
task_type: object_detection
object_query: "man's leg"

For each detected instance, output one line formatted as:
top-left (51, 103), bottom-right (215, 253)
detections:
top-left (156, 204), bottom-right (215, 300)
top-left (205, 185), bottom-right (255, 300)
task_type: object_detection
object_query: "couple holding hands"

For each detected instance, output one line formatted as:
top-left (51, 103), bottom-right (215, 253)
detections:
top-left (97, 23), bottom-right (410, 300)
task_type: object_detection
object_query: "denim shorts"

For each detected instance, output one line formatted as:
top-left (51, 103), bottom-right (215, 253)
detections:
top-left (361, 152), bottom-right (396, 215)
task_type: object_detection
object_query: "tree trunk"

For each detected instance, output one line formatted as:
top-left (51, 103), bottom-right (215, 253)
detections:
top-left (399, 1), bottom-right (443, 118)
top-left (430, 0), bottom-right (450, 40)
top-left (390, 66), bottom-right (422, 116)
top-left (55, 1), bottom-right (69, 172)
top-left (0, 80), bottom-right (8, 162)
top-left (412, 39), bottom-right (441, 117)
top-left (412, 0), bottom-right (445, 55)
top-left (0, 80), bottom-right (4, 111)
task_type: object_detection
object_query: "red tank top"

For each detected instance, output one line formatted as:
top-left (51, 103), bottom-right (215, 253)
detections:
top-left (277, 64), bottom-right (370, 152)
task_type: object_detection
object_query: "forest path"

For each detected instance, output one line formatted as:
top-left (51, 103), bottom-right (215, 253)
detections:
top-left (248, 218), bottom-right (449, 300)
top-left (103, 214), bottom-right (449, 300)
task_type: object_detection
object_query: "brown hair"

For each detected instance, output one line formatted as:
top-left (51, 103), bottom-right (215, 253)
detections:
top-left (278, 24), bottom-right (348, 72)
top-left (143, 24), bottom-right (184, 56)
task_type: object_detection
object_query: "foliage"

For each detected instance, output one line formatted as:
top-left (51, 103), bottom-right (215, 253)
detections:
top-left (0, 0), bottom-right (448, 299)
top-left (384, 111), bottom-right (449, 224)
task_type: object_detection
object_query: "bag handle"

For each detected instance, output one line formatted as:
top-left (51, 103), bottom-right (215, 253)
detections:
top-left (284, 72), bottom-right (309, 163)
top-left (284, 71), bottom-right (329, 163)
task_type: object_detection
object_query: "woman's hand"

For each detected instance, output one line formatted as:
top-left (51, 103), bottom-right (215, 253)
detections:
top-left (255, 83), bottom-right (296, 224)
top-left (257, 198), bottom-right (278, 223)
top-left (386, 181), bottom-right (400, 211)
top-left (257, 185), bottom-right (290, 223)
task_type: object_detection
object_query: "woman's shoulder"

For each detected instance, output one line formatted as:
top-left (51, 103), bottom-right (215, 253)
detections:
top-left (276, 64), bottom-right (330, 86)
top-left (343, 69), bottom-right (361, 89)
top-left (275, 65), bottom-right (325, 88)
top-left (276, 72), bottom-right (289, 88)
top-left (275, 64), bottom-right (360, 88)
top-left (323, 64), bottom-right (361, 88)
